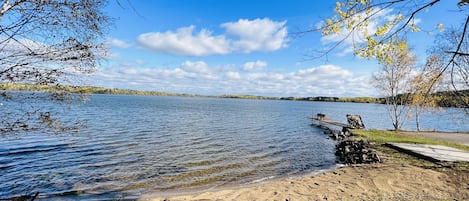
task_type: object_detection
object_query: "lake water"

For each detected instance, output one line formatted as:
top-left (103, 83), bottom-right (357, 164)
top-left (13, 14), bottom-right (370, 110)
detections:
top-left (0, 95), bottom-right (467, 200)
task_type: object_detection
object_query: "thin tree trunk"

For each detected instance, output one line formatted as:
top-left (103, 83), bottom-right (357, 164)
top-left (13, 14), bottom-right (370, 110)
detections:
top-left (415, 106), bottom-right (420, 131)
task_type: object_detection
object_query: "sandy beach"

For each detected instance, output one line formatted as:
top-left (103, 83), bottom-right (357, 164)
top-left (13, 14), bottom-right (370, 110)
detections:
top-left (142, 160), bottom-right (468, 201)
top-left (140, 131), bottom-right (469, 201)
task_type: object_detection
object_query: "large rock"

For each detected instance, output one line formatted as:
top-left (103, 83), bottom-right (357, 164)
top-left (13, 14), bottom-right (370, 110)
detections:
top-left (335, 139), bottom-right (380, 164)
top-left (328, 130), bottom-right (353, 141)
top-left (346, 114), bottom-right (365, 129)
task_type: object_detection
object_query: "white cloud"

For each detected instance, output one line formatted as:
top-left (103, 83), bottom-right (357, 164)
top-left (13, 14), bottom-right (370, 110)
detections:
top-left (92, 62), bottom-right (376, 97)
top-left (136, 18), bottom-right (288, 57)
top-left (225, 71), bottom-right (241, 80)
top-left (137, 26), bottom-right (230, 56)
top-left (180, 60), bottom-right (217, 79)
top-left (106, 38), bottom-right (131, 49)
top-left (180, 61), bottom-right (210, 73)
top-left (222, 18), bottom-right (288, 53)
top-left (242, 60), bottom-right (268, 71)
top-left (135, 59), bottom-right (145, 65)
top-left (293, 65), bottom-right (352, 80)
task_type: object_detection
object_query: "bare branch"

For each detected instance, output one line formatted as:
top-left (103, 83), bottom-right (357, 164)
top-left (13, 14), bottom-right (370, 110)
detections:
top-left (0, 0), bottom-right (110, 132)
top-left (380, 0), bottom-right (441, 43)
top-left (445, 51), bottom-right (469, 56)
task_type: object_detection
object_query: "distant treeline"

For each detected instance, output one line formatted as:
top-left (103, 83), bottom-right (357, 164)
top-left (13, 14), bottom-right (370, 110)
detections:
top-left (0, 83), bottom-right (466, 108)
top-left (414, 90), bottom-right (469, 108)
top-left (0, 83), bottom-right (197, 97)
top-left (435, 90), bottom-right (469, 108)
top-left (280, 96), bottom-right (385, 104)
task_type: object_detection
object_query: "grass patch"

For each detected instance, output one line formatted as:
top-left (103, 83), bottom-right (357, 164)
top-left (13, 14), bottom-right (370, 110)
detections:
top-left (353, 129), bottom-right (469, 152)
top-left (353, 129), bottom-right (469, 171)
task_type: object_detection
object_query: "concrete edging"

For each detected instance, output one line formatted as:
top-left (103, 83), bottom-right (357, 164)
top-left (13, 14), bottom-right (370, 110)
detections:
top-left (385, 143), bottom-right (469, 162)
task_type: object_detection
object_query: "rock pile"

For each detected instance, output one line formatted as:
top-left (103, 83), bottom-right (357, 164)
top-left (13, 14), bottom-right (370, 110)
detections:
top-left (346, 114), bottom-right (365, 129)
top-left (312, 114), bottom-right (381, 164)
top-left (335, 139), bottom-right (381, 164)
top-left (323, 127), bottom-right (353, 141)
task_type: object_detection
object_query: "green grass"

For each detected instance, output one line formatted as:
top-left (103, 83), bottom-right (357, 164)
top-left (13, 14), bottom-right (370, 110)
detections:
top-left (353, 130), bottom-right (469, 171)
top-left (353, 129), bottom-right (469, 152)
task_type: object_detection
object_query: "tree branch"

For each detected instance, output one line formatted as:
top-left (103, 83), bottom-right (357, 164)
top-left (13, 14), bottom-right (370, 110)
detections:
top-left (381, 0), bottom-right (441, 43)
top-left (444, 51), bottom-right (469, 56)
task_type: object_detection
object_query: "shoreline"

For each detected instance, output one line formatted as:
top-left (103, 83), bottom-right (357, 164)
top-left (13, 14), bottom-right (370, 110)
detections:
top-left (139, 164), bottom-right (343, 199)
top-left (140, 129), bottom-right (469, 201)
top-left (140, 160), bottom-right (468, 201)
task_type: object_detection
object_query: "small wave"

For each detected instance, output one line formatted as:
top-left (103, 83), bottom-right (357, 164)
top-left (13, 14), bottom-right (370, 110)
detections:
top-left (0, 144), bottom-right (67, 157)
top-left (162, 163), bottom-right (244, 183)
top-left (249, 176), bottom-right (275, 184)
top-left (254, 159), bottom-right (284, 169)
top-left (183, 159), bottom-right (220, 168)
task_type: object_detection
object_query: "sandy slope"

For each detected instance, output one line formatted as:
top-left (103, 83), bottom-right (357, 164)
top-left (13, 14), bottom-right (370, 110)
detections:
top-left (141, 162), bottom-right (468, 201)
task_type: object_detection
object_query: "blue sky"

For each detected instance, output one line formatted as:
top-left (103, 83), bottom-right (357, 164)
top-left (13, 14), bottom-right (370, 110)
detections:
top-left (93, 0), bottom-right (466, 97)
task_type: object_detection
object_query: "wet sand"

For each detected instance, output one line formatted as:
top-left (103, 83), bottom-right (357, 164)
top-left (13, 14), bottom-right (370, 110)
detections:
top-left (141, 161), bottom-right (468, 201)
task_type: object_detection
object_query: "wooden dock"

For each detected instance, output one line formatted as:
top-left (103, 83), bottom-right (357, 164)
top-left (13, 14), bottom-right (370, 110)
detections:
top-left (310, 114), bottom-right (353, 140)
top-left (310, 116), bottom-right (350, 128)
top-left (310, 113), bottom-right (365, 132)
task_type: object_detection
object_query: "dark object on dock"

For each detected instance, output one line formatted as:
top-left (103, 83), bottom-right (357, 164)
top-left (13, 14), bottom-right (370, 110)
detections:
top-left (311, 113), bottom-right (365, 132)
top-left (317, 113), bottom-right (326, 120)
top-left (346, 114), bottom-right (365, 129)
top-left (336, 139), bottom-right (380, 164)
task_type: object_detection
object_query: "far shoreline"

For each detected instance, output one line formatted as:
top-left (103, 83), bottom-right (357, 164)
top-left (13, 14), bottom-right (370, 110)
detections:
top-left (2, 82), bottom-right (468, 108)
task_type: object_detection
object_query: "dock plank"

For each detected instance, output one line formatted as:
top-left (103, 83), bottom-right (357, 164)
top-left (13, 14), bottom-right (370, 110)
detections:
top-left (311, 117), bottom-right (350, 128)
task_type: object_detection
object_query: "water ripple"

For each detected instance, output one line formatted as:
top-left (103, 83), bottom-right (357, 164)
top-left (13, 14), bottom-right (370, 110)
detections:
top-left (0, 96), bottom-right (338, 200)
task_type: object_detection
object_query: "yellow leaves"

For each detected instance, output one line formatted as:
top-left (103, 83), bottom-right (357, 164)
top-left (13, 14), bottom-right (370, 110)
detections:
top-left (321, 0), bottom-right (432, 65)
top-left (396, 40), bottom-right (408, 51)
top-left (334, 2), bottom-right (348, 18)
top-left (326, 19), bottom-right (333, 27)
top-left (346, 20), bottom-right (354, 30)
top-left (410, 24), bottom-right (421, 32)
top-left (376, 23), bottom-right (389, 37)
top-left (409, 63), bottom-right (442, 109)
top-left (322, 19), bottom-right (334, 36)
top-left (359, 38), bottom-right (411, 65)
top-left (331, 23), bottom-right (342, 33)
top-left (395, 14), bottom-right (405, 21)
top-left (366, 36), bottom-right (377, 47)
top-left (360, 0), bottom-right (370, 5)
top-left (323, 17), bottom-right (343, 35)
top-left (437, 23), bottom-right (444, 32)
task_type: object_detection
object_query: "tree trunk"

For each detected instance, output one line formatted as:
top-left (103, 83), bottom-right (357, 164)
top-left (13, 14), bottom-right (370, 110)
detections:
top-left (415, 106), bottom-right (420, 131)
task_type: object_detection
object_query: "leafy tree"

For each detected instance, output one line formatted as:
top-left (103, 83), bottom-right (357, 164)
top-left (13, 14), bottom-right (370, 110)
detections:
top-left (0, 0), bottom-right (110, 132)
top-left (408, 55), bottom-right (443, 131)
top-left (318, 0), bottom-right (468, 110)
top-left (372, 43), bottom-right (416, 130)
top-left (430, 26), bottom-right (469, 113)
